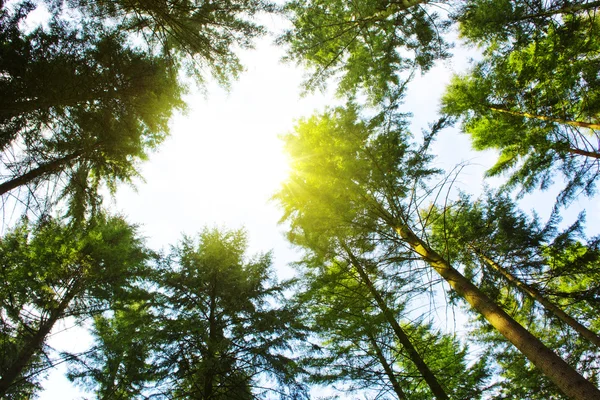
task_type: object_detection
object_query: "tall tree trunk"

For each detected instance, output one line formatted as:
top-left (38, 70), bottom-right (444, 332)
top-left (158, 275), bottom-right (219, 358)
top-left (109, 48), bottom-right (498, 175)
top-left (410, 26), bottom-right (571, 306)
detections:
top-left (489, 106), bottom-right (600, 132)
top-left (204, 282), bottom-right (218, 400)
top-left (471, 246), bottom-right (600, 349)
top-left (343, 245), bottom-right (449, 400)
top-left (0, 287), bottom-right (78, 397)
top-left (0, 151), bottom-right (83, 197)
top-left (366, 333), bottom-right (408, 400)
top-left (392, 223), bottom-right (600, 400)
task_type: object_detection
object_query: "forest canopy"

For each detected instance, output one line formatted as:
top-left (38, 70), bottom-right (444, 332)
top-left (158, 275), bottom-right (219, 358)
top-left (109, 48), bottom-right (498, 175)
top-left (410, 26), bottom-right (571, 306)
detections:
top-left (1, 0), bottom-right (600, 399)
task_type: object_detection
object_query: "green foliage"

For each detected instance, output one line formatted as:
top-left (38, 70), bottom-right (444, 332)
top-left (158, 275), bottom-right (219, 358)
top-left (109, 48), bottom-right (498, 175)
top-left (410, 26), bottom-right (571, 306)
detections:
top-left (68, 227), bottom-right (307, 399)
top-left (0, 214), bottom-right (149, 397)
top-left (275, 105), bottom-right (494, 398)
top-left (1, 0), bottom-right (274, 219)
top-left (427, 192), bottom-right (600, 398)
top-left (296, 257), bottom-right (409, 397)
top-left (454, 0), bottom-right (600, 48)
top-left (67, 301), bottom-right (157, 399)
top-left (0, 4), bottom-right (186, 219)
top-left (69, 0), bottom-right (274, 86)
top-left (154, 228), bottom-right (307, 399)
top-left (295, 256), bottom-right (489, 399)
top-left (280, 0), bottom-right (450, 102)
top-left (445, 4), bottom-right (600, 204)
top-left (276, 104), bottom-right (439, 257)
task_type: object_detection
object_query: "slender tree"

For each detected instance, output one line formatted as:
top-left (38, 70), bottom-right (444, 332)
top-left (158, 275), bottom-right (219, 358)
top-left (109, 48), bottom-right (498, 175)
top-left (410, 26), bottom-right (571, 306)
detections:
top-left (295, 251), bottom-right (489, 399)
top-left (275, 104), bottom-right (600, 400)
top-left (429, 191), bottom-right (600, 343)
top-left (72, 228), bottom-right (308, 399)
top-left (0, 214), bottom-right (150, 397)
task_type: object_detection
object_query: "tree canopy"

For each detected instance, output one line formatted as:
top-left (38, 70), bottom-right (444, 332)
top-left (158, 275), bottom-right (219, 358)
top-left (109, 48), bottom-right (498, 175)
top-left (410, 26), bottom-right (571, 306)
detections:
top-left (444, 1), bottom-right (600, 204)
top-left (0, 214), bottom-right (149, 397)
top-left (0, 0), bottom-right (273, 218)
top-left (280, 0), bottom-right (450, 102)
top-left (67, 228), bottom-right (307, 399)
top-left (275, 104), bottom-right (600, 400)
top-left (2, 0), bottom-right (600, 398)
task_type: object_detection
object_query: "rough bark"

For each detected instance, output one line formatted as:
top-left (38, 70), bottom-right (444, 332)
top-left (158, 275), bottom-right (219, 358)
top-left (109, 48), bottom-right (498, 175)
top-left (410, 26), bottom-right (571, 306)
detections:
top-left (392, 224), bottom-right (600, 400)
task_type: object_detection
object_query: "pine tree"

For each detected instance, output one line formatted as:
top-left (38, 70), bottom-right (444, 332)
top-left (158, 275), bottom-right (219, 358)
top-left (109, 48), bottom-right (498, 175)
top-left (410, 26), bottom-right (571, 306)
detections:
top-left (274, 104), bottom-right (600, 400)
top-left (0, 214), bottom-right (149, 397)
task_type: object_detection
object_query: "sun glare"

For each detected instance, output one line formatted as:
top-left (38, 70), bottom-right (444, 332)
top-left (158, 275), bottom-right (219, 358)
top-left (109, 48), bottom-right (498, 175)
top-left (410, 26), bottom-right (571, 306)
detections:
top-left (170, 101), bottom-right (292, 207)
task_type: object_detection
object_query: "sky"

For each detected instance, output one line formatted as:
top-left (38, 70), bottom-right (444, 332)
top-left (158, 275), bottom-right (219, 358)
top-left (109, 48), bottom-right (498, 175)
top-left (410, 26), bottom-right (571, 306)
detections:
top-left (35, 10), bottom-right (600, 399)
top-left (38, 21), bottom-right (486, 397)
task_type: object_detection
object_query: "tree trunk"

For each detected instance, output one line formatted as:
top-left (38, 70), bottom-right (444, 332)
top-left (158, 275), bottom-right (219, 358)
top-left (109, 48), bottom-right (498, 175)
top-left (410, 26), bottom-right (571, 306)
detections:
top-left (0, 151), bottom-right (83, 197)
top-left (204, 282), bottom-right (218, 400)
top-left (343, 245), bottom-right (449, 400)
top-left (367, 333), bottom-right (408, 400)
top-left (472, 246), bottom-right (600, 349)
top-left (0, 287), bottom-right (78, 397)
top-left (489, 106), bottom-right (600, 132)
top-left (392, 224), bottom-right (600, 400)
top-left (567, 147), bottom-right (600, 159)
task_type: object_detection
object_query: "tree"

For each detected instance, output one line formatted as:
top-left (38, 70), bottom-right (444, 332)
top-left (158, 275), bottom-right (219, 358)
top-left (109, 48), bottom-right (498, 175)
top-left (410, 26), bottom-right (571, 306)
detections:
top-left (153, 228), bottom-right (306, 399)
top-left (0, 0), bottom-right (275, 218)
top-left (454, 0), bottom-right (600, 47)
top-left (429, 191), bottom-right (600, 346)
top-left (274, 104), bottom-right (600, 400)
top-left (68, 0), bottom-right (274, 86)
top-left (444, 3), bottom-right (600, 204)
top-left (295, 253), bottom-right (489, 399)
top-left (427, 191), bottom-right (600, 397)
top-left (66, 301), bottom-right (158, 399)
top-left (0, 214), bottom-right (149, 397)
top-left (71, 228), bottom-right (307, 399)
top-left (0, 5), bottom-right (185, 218)
top-left (280, 0), bottom-right (450, 102)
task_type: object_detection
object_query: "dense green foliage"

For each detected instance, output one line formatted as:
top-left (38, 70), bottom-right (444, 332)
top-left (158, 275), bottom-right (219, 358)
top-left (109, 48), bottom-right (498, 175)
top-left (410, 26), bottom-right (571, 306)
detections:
top-left (444, 1), bottom-right (600, 203)
top-left (0, 5), bottom-right (185, 218)
top-left (294, 255), bottom-right (489, 399)
top-left (2, 0), bottom-right (600, 398)
top-left (0, 214), bottom-right (149, 397)
top-left (68, 228), bottom-right (307, 399)
top-left (280, 0), bottom-right (450, 102)
top-left (275, 104), bottom-right (600, 399)
top-left (0, 0), bottom-right (272, 218)
top-left (428, 192), bottom-right (600, 398)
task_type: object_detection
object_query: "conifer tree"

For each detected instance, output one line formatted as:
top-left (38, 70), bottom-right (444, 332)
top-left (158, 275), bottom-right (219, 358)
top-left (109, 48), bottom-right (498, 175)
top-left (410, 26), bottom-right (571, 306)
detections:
top-left (275, 104), bottom-right (600, 400)
top-left (0, 214), bottom-right (149, 397)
